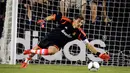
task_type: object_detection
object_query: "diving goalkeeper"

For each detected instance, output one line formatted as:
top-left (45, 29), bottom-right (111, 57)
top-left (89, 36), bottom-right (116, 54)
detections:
top-left (21, 12), bottom-right (110, 68)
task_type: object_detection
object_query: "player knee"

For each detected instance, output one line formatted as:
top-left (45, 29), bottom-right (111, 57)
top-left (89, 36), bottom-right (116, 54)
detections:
top-left (33, 45), bottom-right (41, 50)
top-left (48, 46), bottom-right (59, 55)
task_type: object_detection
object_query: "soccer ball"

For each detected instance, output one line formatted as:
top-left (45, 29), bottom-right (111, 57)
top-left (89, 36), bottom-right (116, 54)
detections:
top-left (88, 61), bottom-right (100, 71)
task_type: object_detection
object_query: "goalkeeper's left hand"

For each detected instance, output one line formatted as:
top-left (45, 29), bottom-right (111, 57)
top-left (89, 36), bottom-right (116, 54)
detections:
top-left (99, 53), bottom-right (110, 62)
top-left (37, 19), bottom-right (46, 28)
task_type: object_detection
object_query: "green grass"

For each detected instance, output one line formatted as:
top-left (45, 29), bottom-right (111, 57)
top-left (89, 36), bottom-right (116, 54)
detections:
top-left (0, 64), bottom-right (130, 73)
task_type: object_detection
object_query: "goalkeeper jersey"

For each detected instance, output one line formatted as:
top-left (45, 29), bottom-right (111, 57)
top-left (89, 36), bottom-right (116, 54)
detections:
top-left (40, 13), bottom-right (87, 48)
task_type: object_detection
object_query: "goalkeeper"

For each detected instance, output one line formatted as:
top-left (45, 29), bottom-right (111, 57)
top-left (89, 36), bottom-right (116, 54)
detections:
top-left (21, 12), bottom-right (110, 68)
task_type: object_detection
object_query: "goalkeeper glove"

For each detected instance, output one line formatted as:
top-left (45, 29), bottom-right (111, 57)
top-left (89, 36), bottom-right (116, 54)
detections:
top-left (37, 19), bottom-right (46, 28)
top-left (99, 53), bottom-right (110, 62)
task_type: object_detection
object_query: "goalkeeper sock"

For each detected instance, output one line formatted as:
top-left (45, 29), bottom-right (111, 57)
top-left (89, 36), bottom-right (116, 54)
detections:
top-left (31, 49), bottom-right (48, 55)
top-left (24, 57), bottom-right (31, 63)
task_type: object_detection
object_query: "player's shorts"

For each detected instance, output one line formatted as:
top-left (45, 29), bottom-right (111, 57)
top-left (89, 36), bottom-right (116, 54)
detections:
top-left (38, 31), bottom-right (73, 50)
top-left (38, 37), bottom-right (55, 49)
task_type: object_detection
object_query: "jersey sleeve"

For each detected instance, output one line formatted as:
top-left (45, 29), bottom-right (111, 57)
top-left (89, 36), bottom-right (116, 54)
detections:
top-left (51, 12), bottom-right (72, 24)
top-left (60, 16), bottom-right (72, 24)
top-left (78, 28), bottom-right (87, 40)
top-left (51, 12), bottom-right (62, 21)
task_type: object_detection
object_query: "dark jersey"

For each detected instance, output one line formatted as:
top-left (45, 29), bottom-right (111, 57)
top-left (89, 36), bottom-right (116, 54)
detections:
top-left (38, 13), bottom-right (87, 49)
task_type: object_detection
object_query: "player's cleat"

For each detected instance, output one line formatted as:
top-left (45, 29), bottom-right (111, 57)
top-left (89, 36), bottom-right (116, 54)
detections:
top-left (21, 62), bottom-right (27, 68)
top-left (99, 53), bottom-right (110, 61)
top-left (23, 49), bottom-right (31, 55)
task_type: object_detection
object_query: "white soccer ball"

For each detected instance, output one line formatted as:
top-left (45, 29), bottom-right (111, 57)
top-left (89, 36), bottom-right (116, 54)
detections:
top-left (88, 61), bottom-right (100, 71)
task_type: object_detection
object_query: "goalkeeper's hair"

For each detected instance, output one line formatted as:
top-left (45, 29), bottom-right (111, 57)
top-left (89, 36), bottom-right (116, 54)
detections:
top-left (74, 14), bottom-right (84, 20)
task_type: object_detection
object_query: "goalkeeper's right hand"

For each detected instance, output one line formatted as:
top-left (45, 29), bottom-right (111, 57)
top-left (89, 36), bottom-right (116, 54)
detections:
top-left (37, 19), bottom-right (46, 28)
top-left (99, 53), bottom-right (110, 62)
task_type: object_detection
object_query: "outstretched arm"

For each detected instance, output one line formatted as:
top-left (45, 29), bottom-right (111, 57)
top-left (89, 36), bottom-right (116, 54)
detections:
top-left (44, 14), bottom-right (56, 21)
top-left (37, 14), bottom-right (56, 28)
top-left (83, 39), bottom-right (110, 61)
top-left (86, 42), bottom-right (98, 54)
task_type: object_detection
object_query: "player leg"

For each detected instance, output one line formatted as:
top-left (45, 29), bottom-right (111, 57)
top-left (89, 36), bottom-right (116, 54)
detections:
top-left (21, 38), bottom-right (46, 68)
top-left (90, 2), bottom-right (97, 23)
top-left (60, 0), bottom-right (69, 16)
top-left (103, 0), bottom-right (111, 25)
top-left (21, 46), bottom-right (40, 68)
top-left (28, 45), bottom-right (59, 55)
top-left (81, 0), bottom-right (87, 20)
top-left (60, 0), bottom-right (65, 16)
top-left (21, 45), bottom-right (59, 68)
top-left (21, 38), bottom-right (60, 68)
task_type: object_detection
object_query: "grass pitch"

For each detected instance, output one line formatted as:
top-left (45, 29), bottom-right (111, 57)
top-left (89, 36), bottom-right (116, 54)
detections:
top-left (0, 64), bottom-right (130, 73)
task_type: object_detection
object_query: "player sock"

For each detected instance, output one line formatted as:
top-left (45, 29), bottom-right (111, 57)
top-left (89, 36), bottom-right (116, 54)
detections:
top-left (21, 57), bottom-right (31, 68)
top-left (24, 57), bottom-right (32, 63)
top-left (31, 49), bottom-right (48, 55)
